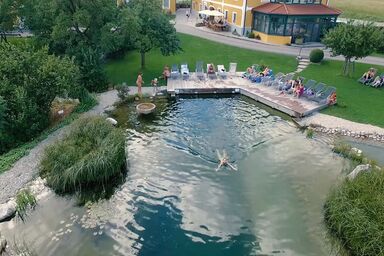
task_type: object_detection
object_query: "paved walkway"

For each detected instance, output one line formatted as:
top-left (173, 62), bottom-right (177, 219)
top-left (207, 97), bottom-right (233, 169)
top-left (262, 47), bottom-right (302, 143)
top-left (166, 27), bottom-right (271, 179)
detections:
top-left (0, 90), bottom-right (119, 204)
top-left (175, 9), bottom-right (384, 66)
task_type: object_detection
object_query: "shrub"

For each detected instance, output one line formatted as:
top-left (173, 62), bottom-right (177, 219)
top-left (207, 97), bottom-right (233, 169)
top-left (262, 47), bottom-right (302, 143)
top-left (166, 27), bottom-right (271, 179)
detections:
top-left (306, 128), bottom-right (314, 139)
top-left (116, 83), bottom-right (131, 101)
top-left (324, 169), bottom-right (384, 256)
top-left (248, 32), bottom-right (255, 39)
top-left (255, 34), bottom-right (261, 40)
top-left (40, 117), bottom-right (126, 197)
top-left (309, 49), bottom-right (324, 63)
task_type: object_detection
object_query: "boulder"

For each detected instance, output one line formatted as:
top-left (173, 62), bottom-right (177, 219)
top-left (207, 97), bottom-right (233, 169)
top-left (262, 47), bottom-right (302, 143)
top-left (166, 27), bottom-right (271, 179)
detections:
top-left (106, 117), bottom-right (118, 126)
top-left (347, 164), bottom-right (371, 180)
top-left (0, 200), bottom-right (17, 222)
top-left (0, 236), bottom-right (6, 253)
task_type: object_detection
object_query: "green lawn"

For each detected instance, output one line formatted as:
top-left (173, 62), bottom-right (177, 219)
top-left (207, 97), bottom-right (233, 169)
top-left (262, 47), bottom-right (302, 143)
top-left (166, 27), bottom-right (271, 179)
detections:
top-left (330, 0), bottom-right (384, 22)
top-left (300, 61), bottom-right (384, 127)
top-left (105, 33), bottom-right (297, 86)
top-left (106, 33), bottom-right (384, 127)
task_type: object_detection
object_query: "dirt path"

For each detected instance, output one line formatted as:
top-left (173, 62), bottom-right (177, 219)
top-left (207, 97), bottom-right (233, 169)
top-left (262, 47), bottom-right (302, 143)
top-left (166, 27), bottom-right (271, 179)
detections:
top-left (0, 90), bottom-right (119, 204)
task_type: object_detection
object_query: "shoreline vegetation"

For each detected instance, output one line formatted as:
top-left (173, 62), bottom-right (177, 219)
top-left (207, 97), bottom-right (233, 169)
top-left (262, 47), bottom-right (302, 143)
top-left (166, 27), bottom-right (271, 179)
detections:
top-left (325, 142), bottom-right (383, 256)
top-left (39, 117), bottom-right (126, 203)
top-left (0, 94), bottom-right (97, 174)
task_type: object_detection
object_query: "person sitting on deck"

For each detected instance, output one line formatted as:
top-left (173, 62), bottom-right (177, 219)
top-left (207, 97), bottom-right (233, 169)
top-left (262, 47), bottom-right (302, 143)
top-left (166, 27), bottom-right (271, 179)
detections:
top-left (242, 66), bottom-right (254, 78)
top-left (280, 79), bottom-right (296, 93)
top-left (327, 92), bottom-right (337, 105)
top-left (208, 64), bottom-right (215, 74)
top-left (294, 82), bottom-right (304, 98)
top-left (258, 67), bottom-right (270, 77)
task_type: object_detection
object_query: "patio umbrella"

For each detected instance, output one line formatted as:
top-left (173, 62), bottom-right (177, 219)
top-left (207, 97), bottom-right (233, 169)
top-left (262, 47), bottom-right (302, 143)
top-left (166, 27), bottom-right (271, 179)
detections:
top-left (198, 10), bottom-right (224, 17)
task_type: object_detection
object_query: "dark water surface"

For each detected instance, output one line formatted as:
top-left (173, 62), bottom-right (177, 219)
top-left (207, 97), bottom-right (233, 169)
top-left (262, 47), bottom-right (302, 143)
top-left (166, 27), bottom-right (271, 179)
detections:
top-left (0, 96), bottom-right (348, 256)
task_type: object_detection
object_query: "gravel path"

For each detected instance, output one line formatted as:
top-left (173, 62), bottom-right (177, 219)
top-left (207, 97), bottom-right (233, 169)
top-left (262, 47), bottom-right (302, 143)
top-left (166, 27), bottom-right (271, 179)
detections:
top-left (0, 90), bottom-right (119, 204)
top-left (298, 113), bottom-right (384, 141)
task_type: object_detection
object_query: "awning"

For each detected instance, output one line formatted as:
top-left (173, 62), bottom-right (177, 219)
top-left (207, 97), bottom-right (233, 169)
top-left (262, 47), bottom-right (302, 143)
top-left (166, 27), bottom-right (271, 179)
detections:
top-left (252, 3), bottom-right (342, 16)
top-left (198, 10), bottom-right (224, 17)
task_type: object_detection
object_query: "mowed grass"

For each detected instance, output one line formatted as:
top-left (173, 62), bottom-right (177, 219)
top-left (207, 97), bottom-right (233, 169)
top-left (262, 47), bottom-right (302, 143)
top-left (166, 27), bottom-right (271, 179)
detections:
top-left (300, 61), bottom-right (384, 127)
top-left (105, 33), bottom-right (297, 86)
top-left (330, 0), bottom-right (384, 22)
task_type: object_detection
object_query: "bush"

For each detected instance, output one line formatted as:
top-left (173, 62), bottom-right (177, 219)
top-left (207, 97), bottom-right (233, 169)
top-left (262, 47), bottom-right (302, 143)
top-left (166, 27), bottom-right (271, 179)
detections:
top-left (324, 169), bottom-right (384, 256)
top-left (0, 43), bottom-right (82, 154)
top-left (309, 49), bottom-right (324, 63)
top-left (40, 117), bottom-right (126, 196)
top-left (248, 32), bottom-right (255, 39)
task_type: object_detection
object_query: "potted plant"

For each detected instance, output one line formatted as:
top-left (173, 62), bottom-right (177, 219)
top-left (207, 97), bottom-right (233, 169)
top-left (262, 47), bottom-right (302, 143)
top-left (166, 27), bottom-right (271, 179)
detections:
top-left (295, 34), bottom-right (304, 45)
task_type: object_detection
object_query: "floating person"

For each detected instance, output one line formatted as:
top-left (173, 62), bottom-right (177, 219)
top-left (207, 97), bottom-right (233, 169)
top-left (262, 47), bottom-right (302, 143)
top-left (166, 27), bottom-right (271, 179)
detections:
top-left (216, 149), bottom-right (237, 172)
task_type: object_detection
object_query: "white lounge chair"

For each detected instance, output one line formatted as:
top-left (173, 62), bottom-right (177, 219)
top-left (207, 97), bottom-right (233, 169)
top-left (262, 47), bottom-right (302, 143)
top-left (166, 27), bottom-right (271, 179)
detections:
top-left (229, 63), bottom-right (237, 76)
top-left (170, 64), bottom-right (179, 79)
top-left (217, 65), bottom-right (227, 79)
top-left (181, 63), bottom-right (189, 80)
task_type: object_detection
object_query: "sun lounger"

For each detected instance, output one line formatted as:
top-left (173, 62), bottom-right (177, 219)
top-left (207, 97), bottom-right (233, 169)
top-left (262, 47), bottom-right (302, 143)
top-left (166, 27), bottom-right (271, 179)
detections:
top-left (311, 86), bottom-right (337, 104)
top-left (170, 64), bottom-right (179, 79)
top-left (252, 64), bottom-right (260, 73)
top-left (303, 79), bottom-right (317, 92)
top-left (195, 61), bottom-right (204, 80)
top-left (229, 63), bottom-right (237, 76)
top-left (217, 65), bottom-right (227, 79)
top-left (305, 82), bottom-right (326, 99)
top-left (181, 63), bottom-right (189, 80)
top-left (265, 72), bottom-right (284, 86)
top-left (207, 64), bottom-right (216, 79)
top-left (277, 73), bottom-right (294, 90)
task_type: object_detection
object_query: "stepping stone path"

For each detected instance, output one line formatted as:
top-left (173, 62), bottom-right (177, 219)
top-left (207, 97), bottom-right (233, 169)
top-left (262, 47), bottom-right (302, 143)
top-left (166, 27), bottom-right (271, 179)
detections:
top-left (295, 58), bottom-right (310, 73)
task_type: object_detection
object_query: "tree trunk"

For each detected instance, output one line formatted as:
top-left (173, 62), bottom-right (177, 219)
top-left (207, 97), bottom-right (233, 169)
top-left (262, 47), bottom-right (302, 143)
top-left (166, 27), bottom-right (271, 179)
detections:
top-left (343, 57), bottom-right (351, 76)
top-left (141, 52), bottom-right (145, 69)
top-left (0, 32), bottom-right (8, 44)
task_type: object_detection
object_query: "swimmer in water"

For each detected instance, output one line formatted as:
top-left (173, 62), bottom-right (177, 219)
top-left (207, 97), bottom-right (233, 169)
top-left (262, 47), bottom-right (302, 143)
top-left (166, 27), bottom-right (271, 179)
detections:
top-left (216, 150), bottom-right (237, 171)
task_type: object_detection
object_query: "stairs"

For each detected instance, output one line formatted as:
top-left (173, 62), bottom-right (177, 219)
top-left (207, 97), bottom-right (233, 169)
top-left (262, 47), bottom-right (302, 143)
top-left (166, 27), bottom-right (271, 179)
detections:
top-left (295, 58), bottom-right (310, 73)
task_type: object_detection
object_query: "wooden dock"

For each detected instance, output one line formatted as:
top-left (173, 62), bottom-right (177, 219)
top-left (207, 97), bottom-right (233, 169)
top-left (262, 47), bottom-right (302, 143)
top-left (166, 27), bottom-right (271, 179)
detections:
top-left (167, 73), bottom-right (328, 118)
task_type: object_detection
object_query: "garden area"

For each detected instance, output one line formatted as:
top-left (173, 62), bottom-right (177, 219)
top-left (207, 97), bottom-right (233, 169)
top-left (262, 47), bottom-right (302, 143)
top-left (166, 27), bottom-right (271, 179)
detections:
top-left (106, 33), bottom-right (384, 128)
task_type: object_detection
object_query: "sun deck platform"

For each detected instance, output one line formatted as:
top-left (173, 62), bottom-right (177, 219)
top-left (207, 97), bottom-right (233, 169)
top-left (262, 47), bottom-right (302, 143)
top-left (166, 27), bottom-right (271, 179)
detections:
top-left (167, 72), bottom-right (328, 117)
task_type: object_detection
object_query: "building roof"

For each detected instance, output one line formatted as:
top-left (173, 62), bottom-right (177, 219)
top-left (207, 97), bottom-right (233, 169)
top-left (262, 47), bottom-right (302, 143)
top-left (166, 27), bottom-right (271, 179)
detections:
top-left (252, 3), bottom-right (342, 16)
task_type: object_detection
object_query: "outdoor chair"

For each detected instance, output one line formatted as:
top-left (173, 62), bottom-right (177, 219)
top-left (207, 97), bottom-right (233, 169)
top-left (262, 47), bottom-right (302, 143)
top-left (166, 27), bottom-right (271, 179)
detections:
top-left (305, 82), bottom-right (326, 99)
top-left (217, 64), bottom-right (227, 79)
top-left (170, 64), bottom-right (179, 79)
top-left (195, 61), bottom-right (205, 80)
top-left (229, 63), bottom-right (237, 76)
top-left (303, 79), bottom-right (317, 92)
top-left (311, 86), bottom-right (337, 104)
top-left (277, 73), bottom-right (294, 90)
top-left (261, 76), bottom-right (272, 85)
top-left (181, 63), bottom-right (189, 80)
top-left (252, 64), bottom-right (260, 73)
top-left (370, 74), bottom-right (384, 88)
top-left (266, 72), bottom-right (284, 86)
top-left (207, 64), bottom-right (217, 79)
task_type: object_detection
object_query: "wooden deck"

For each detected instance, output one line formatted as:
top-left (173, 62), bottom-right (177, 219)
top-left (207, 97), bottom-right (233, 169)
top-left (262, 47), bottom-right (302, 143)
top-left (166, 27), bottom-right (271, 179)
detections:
top-left (167, 72), bottom-right (328, 117)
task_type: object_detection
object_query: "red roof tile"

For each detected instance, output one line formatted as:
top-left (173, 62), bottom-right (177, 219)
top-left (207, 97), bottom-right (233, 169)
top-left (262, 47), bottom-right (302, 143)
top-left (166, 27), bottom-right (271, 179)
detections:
top-left (252, 3), bottom-right (342, 16)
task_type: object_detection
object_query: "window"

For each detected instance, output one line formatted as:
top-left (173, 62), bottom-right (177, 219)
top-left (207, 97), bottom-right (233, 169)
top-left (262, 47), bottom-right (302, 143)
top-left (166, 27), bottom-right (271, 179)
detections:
top-left (232, 12), bottom-right (237, 24)
top-left (224, 10), bottom-right (228, 20)
top-left (163, 0), bottom-right (169, 9)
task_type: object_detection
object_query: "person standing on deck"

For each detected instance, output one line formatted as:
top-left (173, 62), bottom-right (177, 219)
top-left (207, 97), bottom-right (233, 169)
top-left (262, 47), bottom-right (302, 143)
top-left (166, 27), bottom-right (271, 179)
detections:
top-left (136, 72), bottom-right (143, 96)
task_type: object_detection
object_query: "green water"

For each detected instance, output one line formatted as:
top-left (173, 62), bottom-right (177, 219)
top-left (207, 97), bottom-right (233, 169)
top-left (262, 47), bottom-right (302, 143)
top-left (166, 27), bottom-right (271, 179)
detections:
top-left (0, 96), bottom-right (348, 255)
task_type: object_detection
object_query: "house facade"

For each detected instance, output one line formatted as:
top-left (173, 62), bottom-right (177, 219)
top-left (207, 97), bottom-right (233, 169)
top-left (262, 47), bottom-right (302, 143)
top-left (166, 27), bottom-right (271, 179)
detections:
top-left (192, 0), bottom-right (341, 44)
top-left (163, 0), bottom-right (176, 14)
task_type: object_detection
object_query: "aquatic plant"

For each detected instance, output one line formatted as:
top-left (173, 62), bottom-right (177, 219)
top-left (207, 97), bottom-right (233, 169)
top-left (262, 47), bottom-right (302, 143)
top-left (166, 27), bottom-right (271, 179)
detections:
top-left (306, 128), bottom-right (314, 139)
top-left (332, 142), bottom-right (378, 166)
top-left (15, 189), bottom-right (37, 221)
top-left (40, 117), bottom-right (126, 198)
top-left (324, 169), bottom-right (384, 256)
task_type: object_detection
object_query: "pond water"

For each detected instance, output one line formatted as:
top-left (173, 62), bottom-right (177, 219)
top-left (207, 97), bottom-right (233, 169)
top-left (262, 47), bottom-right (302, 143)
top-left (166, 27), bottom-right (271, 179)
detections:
top-left (0, 96), bottom-right (350, 256)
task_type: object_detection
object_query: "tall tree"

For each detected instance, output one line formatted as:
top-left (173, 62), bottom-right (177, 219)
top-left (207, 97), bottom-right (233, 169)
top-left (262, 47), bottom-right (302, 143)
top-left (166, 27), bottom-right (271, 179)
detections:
top-left (323, 21), bottom-right (384, 76)
top-left (23, 0), bottom-right (138, 91)
top-left (129, 0), bottom-right (181, 68)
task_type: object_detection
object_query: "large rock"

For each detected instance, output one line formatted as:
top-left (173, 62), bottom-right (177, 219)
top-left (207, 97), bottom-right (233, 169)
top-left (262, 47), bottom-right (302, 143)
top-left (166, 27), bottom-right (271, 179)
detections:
top-left (0, 236), bottom-right (7, 253)
top-left (0, 200), bottom-right (17, 222)
top-left (106, 117), bottom-right (118, 126)
top-left (347, 164), bottom-right (371, 180)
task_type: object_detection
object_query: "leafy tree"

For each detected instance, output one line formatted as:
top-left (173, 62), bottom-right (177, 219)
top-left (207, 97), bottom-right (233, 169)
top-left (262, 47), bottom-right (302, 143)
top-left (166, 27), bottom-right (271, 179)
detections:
top-left (323, 21), bottom-right (384, 76)
top-left (0, 0), bottom-right (23, 42)
top-left (0, 42), bottom-right (81, 153)
top-left (129, 0), bottom-right (181, 68)
top-left (23, 0), bottom-right (138, 91)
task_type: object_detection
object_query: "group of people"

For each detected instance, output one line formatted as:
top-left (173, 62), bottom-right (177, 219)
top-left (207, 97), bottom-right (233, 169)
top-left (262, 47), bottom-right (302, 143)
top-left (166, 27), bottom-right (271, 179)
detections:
top-left (243, 66), bottom-right (273, 83)
top-left (135, 65), bottom-right (171, 96)
top-left (280, 78), bottom-right (305, 97)
top-left (359, 68), bottom-right (384, 88)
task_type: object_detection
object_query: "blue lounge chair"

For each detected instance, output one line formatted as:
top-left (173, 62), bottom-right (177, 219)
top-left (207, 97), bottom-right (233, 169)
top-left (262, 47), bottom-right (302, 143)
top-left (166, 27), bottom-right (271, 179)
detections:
top-left (196, 61), bottom-right (204, 80)
top-left (305, 82), bottom-right (326, 99)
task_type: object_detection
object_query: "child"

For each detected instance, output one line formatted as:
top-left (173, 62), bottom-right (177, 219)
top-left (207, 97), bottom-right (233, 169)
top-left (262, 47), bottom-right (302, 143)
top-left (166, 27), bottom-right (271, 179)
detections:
top-left (151, 78), bottom-right (158, 96)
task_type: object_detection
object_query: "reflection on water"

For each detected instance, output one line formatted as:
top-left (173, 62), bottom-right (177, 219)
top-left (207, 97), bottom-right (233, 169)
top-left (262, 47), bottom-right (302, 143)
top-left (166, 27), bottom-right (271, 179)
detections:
top-left (0, 96), bottom-right (348, 256)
